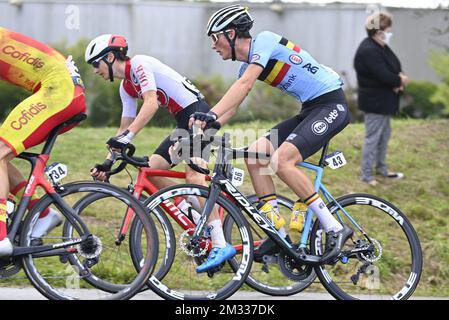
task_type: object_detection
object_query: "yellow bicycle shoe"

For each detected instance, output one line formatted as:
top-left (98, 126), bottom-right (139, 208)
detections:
top-left (258, 201), bottom-right (285, 230)
top-left (290, 201), bottom-right (307, 232)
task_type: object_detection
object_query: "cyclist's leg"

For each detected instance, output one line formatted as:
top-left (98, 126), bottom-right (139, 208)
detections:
top-left (0, 144), bottom-right (14, 250)
top-left (270, 105), bottom-right (347, 232)
top-left (148, 151), bottom-right (176, 189)
top-left (270, 103), bottom-right (352, 260)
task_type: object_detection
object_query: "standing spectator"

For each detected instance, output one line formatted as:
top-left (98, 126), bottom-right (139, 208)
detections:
top-left (354, 11), bottom-right (409, 186)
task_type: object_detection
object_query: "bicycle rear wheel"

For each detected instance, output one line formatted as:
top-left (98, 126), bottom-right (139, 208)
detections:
top-left (131, 184), bottom-right (253, 300)
top-left (311, 193), bottom-right (422, 300)
top-left (224, 194), bottom-right (316, 296)
top-left (20, 182), bottom-right (159, 300)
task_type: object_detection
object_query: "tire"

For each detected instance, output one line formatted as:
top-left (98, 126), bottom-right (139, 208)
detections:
top-left (132, 184), bottom-right (253, 300)
top-left (310, 193), bottom-right (423, 300)
top-left (224, 194), bottom-right (316, 296)
top-left (20, 181), bottom-right (159, 300)
top-left (129, 205), bottom-right (176, 282)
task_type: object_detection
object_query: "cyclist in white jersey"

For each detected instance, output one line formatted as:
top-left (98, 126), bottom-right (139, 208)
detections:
top-left (85, 35), bottom-right (233, 265)
top-left (191, 5), bottom-right (354, 272)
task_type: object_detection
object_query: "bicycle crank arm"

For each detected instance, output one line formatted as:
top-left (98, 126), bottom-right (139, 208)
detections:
top-left (292, 248), bottom-right (322, 265)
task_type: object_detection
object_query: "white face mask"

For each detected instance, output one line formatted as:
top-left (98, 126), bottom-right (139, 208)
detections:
top-left (383, 31), bottom-right (393, 45)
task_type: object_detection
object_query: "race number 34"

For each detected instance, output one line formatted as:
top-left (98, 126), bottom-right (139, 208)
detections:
top-left (46, 163), bottom-right (68, 183)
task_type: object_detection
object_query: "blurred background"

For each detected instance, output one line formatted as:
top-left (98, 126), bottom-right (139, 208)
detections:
top-left (1, 0), bottom-right (448, 126)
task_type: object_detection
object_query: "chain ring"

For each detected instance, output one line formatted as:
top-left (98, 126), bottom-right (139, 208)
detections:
top-left (360, 239), bottom-right (382, 263)
top-left (179, 229), bottom-right (210, 257)
top-left (278, 250), bottom-right (314, 281)
top-left (0, 257), bottom-right (22, 278)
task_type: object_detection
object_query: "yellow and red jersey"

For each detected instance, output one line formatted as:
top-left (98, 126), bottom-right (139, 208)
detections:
top-left (0, 27), bottom-right (86, 155)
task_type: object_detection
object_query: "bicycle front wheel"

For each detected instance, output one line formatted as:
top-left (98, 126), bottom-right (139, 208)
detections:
top-left (132, 184), bottom-right (254, 300)
top-left (311, 193), bottom-right (422, 300)
top-left (20, 181), bottom-right (159, 300)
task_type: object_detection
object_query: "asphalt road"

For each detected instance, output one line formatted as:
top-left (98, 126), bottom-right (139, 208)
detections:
top-left (0, 287), bottom-right (446, 300)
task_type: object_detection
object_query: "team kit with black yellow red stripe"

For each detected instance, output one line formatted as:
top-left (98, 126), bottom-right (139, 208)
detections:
top-left (0, 4), bottom-right (353, 280)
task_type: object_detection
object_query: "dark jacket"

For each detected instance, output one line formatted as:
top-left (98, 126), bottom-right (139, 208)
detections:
top-left (354, 37), bottom-right (402, 115)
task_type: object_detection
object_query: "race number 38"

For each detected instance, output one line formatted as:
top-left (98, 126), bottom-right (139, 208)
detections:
top-left (46, 163), bottom-right (68, 183)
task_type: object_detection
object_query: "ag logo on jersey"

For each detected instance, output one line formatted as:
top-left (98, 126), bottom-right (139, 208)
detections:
top-left (250, 54), bottom-right (260, 63)
top-left (289, 54), bottom-right (302, 65)
top-left (312, 120), bottom-right (328, 135)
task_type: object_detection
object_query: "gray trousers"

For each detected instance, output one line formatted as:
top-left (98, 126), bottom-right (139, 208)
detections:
top-left (361, 113), bottom-right (391, 182)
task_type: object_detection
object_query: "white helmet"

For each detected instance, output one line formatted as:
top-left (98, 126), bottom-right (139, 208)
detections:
top-left (206, 4), bottom-right (254, 36)
top-left (85, 34), bottom-right (128, 64)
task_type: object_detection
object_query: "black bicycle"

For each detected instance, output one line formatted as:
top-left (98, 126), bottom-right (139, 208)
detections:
top-left (0, 114), bottom-right (158, 300)
top-left (75, 142), bottom-right (314, 297)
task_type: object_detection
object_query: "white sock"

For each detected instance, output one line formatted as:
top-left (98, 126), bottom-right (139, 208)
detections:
top-left (306, 194), bottom-right (342, 233)
top-left (207, 219), bottom-right (227, 248)
top-left (278, 227), bottom-right (287, 239)
top-left (178, 199), bottom-right (201, 224)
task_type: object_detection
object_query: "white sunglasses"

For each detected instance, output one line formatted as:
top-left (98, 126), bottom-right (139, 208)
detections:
top-left (210, 30), bottom-right (232, 44)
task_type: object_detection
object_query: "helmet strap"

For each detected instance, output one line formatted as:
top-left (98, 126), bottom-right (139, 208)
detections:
top-left (224, 31), bottom-right (237, 61)
top-left (104, 54), bottom-right (117, 82)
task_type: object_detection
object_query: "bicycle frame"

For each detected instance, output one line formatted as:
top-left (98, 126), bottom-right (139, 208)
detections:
top-left (117, 168), bottom-right (230, 246)
top-left (188, 135), bottom-right (360, 265)
top-left (7, 116), bottom-right (91, 257)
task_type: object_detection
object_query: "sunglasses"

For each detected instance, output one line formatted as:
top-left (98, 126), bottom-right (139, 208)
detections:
top-left (210, 30), bottom-right (232, 44)
top-left (91, 52), bottom-right (109, 68)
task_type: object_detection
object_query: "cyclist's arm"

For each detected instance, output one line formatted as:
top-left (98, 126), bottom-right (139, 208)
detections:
top-left (212, 64), bottom-right (263, 124)
top-left (126, 90), bottom-right (158, 135)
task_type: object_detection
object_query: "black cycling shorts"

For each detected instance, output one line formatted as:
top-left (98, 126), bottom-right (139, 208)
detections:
top-left (264, 89), bottom-right (350, 160)
top-left (154, 99), bottom-right (211, 166)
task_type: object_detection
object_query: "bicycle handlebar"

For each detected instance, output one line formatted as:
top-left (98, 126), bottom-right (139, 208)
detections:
top-left (105, 144), bottom-right (150, 178)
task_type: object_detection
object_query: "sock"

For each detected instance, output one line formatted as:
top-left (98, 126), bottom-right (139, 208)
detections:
top-left (11, 182), bottom-right (49, 218)
top-left (259, 194), bottom-right (278, 210)
top-left (176, 198), bottom-right (201, 224)
top-left (278, 227), bottom-right (287, 238)
top-left (304, 193), bottom-right (342, 233)
top-left (259, 194), bottom-right (287, 238)
top-left (207, 219), bottom-right (227, 248)
top-left (0, 199), bottom-right (7, 241)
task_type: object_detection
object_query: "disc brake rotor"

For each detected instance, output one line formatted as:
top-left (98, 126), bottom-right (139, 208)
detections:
top-left (360, 239), bottom-right (382, 263)
top-left (179, 228), bottom-right (210, 257)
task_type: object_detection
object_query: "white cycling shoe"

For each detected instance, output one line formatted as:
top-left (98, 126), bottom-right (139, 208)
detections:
top-left (0, 238), bottom-right (13, 257)
top-left (31, 208), bottom-right (63, 239)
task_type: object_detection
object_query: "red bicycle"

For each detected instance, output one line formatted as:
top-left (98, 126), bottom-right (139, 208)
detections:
top-left (1, 114), bottom-right (158, 300)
